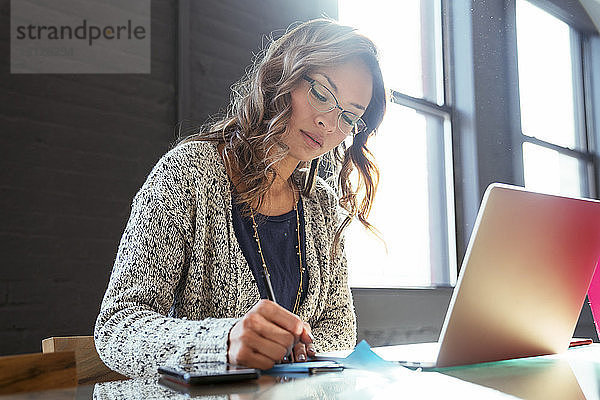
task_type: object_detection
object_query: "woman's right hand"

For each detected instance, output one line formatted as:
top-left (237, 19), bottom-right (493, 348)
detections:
top-left (227, 299), bottom-right (313, 370)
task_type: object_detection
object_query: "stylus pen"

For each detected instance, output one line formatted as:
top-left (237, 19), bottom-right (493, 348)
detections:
top-left (262, 270), bottom-right (277, 303)
top-left (263, 270), bottom-right (297, 362)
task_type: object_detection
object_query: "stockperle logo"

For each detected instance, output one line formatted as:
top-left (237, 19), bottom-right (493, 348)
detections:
top-left (11, 0), bottom-right (150, 74)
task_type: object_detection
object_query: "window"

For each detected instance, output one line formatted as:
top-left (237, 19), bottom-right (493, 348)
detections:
top-left (516, 0), bottom-right (593, 197)
top-left (338, 0), bottom-right (456, 287)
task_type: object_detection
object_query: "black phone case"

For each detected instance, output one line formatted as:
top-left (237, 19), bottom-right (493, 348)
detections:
top-left (158, 365), bottom-right (260, 385)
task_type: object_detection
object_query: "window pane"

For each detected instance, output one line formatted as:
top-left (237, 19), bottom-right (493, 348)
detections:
top-left (338, 0), bottom-right (443, 104)
top-left (346, 104), bottom-right (453, 287)
top-left (523, 142), bottom-right (582, 197)
top-left (516, 0), bottom-right (576, 149)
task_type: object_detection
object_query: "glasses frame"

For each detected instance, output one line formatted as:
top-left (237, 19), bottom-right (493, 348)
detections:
top-left (302, 76), bottom-right (368, 137)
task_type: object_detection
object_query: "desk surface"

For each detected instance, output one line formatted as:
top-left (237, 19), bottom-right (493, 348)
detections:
top-left (3, 344), bottom-right (600, 399)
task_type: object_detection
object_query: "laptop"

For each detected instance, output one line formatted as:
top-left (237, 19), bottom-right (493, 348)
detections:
top-left (380, 183), bottom-right (600, 369)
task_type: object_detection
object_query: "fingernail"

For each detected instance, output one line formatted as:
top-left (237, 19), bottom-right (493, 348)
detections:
top-left (282, 355), bottom-right (289, 362)
top-left (307, 344), bottom-right (316, 353)
top-left (297, 353), bottom-right (306, 361)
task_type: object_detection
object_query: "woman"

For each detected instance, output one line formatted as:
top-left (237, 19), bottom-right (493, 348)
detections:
top-left (94, 18), bottom-right (386, 377)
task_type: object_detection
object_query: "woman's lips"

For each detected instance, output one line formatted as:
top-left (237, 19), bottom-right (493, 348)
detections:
top-left (301, 130), bottom-right (322, 149)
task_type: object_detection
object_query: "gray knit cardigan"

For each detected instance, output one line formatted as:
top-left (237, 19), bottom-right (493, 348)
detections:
top-left (94, 141), bottom-right (356, 377)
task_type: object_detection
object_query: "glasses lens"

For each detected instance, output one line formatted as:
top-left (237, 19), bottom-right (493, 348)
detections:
top-left (338, 111), bottom-right (367, 136)
top-left (308, 82), bottom-right (336, 112)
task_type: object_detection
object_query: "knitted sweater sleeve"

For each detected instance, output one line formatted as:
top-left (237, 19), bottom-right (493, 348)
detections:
top-left (309, 181), bottom-right (357, 352)
top-left (94, 148), bottom-right (237, 378)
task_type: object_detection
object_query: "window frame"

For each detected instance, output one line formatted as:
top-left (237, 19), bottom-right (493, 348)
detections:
top-left (515, 0), bottom-right (597, 199)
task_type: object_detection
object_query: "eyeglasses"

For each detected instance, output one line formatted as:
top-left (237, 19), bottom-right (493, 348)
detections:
top-left (303, 76), bottom-right (368, 137)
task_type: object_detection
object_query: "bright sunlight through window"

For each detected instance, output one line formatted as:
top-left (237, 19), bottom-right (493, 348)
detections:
top-left (339, 0), bottom-right (454, 287)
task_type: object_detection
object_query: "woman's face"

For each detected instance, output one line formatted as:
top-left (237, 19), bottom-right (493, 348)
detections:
top-left (283, 59), bottom-right (373, 163)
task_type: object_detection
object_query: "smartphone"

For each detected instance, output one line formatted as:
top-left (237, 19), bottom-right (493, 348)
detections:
top-left (158, 363), bottom-right (260, 385)
top-left (158, 376), bottom-right (260, 396)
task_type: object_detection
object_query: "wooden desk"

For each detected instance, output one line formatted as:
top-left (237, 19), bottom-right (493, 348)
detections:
top-left (2, 345), bottom-right (599, 399)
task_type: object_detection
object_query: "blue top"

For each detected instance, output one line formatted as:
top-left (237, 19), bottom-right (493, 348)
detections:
top-left (232, 198), bottom-right (309, 313)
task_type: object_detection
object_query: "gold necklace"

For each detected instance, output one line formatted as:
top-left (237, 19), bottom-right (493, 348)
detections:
top-left (250, 192), bottom-right (304, 315)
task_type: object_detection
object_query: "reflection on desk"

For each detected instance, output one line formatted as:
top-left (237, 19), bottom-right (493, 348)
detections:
top-left (439, 345), bottom-right (600, 400)
top-left (442, 357), bottom-right (585, 399)
top-left (91, 367), bottom-right (511, 399)
top-left (2, 345), bottom-right (600, 399)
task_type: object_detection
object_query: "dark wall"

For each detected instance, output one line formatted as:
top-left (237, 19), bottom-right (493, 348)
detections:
top-left (0, 0), bottom-right (336, 355)
top-left (0, 0), bottom-right (178, 355)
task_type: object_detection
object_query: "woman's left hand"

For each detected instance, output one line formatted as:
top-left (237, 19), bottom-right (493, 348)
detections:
top-left (290, 322), bottom-right (316, 362)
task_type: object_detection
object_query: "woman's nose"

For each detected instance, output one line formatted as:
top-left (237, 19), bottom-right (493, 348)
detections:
top-left (315, 110), bottom-right (338, 133)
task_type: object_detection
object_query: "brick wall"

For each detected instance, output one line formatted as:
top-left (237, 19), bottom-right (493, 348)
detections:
top-left (0, 0), bottom-right (177, 354)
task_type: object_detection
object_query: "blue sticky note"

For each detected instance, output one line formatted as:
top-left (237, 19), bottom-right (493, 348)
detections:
top-left (339, 340), bottom-right (394, 370)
